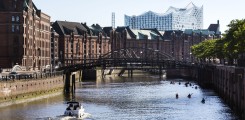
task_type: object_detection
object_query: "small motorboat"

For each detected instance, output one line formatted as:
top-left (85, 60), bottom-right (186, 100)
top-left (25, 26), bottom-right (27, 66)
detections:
top-left (63, 101), bottom-right (91, 119)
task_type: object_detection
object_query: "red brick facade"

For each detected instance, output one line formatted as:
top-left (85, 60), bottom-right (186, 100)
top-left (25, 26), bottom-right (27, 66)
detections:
top-left (52, 21), bottom-right (111, 66)
top-left (0, 0), bottom-right (50, 70)
top-left (110, 28), bottom-right (218, 63)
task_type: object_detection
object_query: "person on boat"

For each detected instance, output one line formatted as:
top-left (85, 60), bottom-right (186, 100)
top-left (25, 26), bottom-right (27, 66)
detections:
top-left (74, 104), bottom-right (80, 110)
top-left (201, 98), bottom-right (205, 103)
top-left (176, 93), bottom-right (179, 99)
top-left (187, 93), bottom-right (192, 98)
top-left (66, 104), bottom-right (71, 110)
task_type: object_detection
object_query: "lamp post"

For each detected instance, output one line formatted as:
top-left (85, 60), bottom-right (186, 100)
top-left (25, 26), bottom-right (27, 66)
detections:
top-left (140, 51), bottom-right (143, 66)
top-left (99, 32), bottom-right (102, 59)
top-left (182, 33), bottom-right (185, 62)
top-left (171, 31), bottom-right (175, 58)
top-left (70, 32), bottom-right (74, 65)
top-left (83, 33), bottom-right (87, 65)
top-left (190, 31), bottom-right (194, 63)
top-left (59, 51), bottom-right (62, 67)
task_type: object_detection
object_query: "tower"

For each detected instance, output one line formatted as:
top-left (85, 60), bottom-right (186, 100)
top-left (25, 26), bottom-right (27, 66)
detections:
top-left (112, 12), bottom-right (115, 29)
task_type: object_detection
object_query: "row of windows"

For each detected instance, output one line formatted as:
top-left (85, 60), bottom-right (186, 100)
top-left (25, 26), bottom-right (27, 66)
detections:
top-left (12, 16), bottom-right (20, 22)
top-left (25, 19), bottom-right (50, 31)
top-left (12, 25), bottom-right (20, 32)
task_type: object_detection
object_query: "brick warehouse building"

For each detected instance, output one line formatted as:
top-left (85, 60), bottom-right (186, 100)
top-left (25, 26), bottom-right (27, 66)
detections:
top-left (52, 21), bottom-right (111, 66)
top-left (0, 0), bottom-right (51, 70)
top-left (108, 21), bottom-right (220, 62)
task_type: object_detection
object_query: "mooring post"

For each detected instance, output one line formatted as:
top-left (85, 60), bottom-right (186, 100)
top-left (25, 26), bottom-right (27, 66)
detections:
top-left (128, 69), bottom-right (130, 77)
top-left (159, 65), bottom-right (162, 78)
top-left (131, 69), bottom-right (133, 78)
top-left (65, 72), bottom-right (71, 93)
top-left (71, 73), bottom-right (76, 96)
top-left (79, 70), bottom-right (82, 82)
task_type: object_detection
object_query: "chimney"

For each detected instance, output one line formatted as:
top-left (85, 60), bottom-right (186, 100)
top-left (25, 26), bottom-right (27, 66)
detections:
top-left (217, 20), bottom-right (219, 25)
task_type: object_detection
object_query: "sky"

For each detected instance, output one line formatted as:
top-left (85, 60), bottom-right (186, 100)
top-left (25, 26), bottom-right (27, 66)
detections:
top-left (33, 0), bottom-right (245, 33)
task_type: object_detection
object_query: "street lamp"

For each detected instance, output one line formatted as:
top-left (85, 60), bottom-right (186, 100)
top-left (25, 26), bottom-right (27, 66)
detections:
top-left (70, 32), bottom-right (74, 65)
top-left (190, 52), bottom-right (193, 63)
top-left (171, 31), bottom-right (175, 58)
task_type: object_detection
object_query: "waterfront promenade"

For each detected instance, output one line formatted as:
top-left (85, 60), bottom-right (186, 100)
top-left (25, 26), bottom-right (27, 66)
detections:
top-left (0, 68), bottom-right (65, 108)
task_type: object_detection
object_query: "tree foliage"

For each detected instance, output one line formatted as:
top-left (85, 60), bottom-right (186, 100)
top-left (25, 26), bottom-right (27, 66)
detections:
top-left (191, 39), bottom-right (220, 59)
top-left (191, 19), bottom-right (245, 61)
top-left (223, 19), bottom-right (245, 58)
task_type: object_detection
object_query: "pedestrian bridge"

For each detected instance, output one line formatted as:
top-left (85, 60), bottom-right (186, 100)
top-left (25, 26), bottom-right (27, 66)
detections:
top-left (60, 47), bottom-right (192, 93)
top-left (60, 47), bottom-right (190, 73)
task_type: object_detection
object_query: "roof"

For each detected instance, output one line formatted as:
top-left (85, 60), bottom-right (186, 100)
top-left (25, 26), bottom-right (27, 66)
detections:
top-left (141, 28), bottom-right (164, 40)
top-left (184, 29), bottom-right (215, 36)
top-left (102, 27), bottom-right (113, 37)
top-left (90, 24), bottom-right (103, 36)
top-left (115, 26), bottom-right (136, 39)
top-left (163, 30), bottom-right (184, 40)
top-left (208, 24), bottom-right (220, 35)
top-left (131, 30), bottom-right (160, 40)
top-left (52, 21), bottom-right (87, 36)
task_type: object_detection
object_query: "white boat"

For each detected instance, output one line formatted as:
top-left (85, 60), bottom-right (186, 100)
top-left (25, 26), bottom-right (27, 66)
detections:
top-left (62, 101), bottom-right (91, 120)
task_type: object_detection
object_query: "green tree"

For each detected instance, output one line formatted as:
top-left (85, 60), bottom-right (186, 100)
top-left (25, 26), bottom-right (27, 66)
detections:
top-left (223, 19), bottom-right (245, 64)
top-left (191, 39), bottom-right (218, 62)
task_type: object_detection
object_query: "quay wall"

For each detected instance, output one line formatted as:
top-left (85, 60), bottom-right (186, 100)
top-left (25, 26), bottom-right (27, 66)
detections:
top-left (0, 76), bottom-right (64, 107)
top-left (166, 68), bottom-right (195, 79)
top-left (195, 64), bottom-right (245, 119)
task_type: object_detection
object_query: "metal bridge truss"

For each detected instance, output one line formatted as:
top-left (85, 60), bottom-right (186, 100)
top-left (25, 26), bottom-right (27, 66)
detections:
top-left (61, 47), bottom-right (190, 72)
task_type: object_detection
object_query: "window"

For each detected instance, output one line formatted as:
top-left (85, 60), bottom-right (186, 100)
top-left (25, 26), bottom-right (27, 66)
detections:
top-left (16, 25), bottom-right (19, 32)
top-left (16, 16), bottom-right (19, 22)
top-left (12, 16), bottom-right (15, 22)
top-left (12, 25), bottom-right (15, 32)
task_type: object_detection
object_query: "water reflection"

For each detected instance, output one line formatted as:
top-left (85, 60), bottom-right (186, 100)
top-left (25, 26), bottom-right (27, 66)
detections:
top-left (0, 75), bottom-right (240, 120)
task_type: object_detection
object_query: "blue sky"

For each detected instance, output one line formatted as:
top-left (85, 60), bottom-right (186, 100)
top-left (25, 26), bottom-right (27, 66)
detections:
top-left (33, 0), bottom-right (244, 33)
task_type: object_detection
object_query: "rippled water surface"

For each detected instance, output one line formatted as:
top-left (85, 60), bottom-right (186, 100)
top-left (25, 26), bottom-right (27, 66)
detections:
top-left (0, 75), bottom-right (239, 120)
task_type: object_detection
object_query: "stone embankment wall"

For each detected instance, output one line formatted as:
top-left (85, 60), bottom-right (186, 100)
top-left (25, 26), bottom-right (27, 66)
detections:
top-left (0, 76), bottom-right (64, 107)
top-left (196, 64), bottom-right (245, 119)
top-left (166, 68), bottom-right (195, 79)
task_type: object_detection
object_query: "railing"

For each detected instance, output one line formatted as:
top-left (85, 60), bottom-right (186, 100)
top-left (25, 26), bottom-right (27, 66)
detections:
top-left (0, 71), bottom-right (64, 81)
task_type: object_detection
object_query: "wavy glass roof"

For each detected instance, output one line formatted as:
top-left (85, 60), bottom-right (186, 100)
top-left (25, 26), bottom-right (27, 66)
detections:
top-left (125, 2), bottom-right (203, 31)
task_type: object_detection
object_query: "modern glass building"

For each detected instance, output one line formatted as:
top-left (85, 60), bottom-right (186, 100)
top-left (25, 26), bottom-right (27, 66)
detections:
top-left (125, 2), bottom-right (203, 31)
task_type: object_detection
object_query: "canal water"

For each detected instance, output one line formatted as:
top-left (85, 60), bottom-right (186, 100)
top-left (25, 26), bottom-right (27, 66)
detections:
top-left (0, 74), bottom-right (240, 120)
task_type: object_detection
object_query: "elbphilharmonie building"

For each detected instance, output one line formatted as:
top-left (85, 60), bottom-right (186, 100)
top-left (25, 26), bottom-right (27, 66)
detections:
top-left (124, 2), bottom-right (203, 31)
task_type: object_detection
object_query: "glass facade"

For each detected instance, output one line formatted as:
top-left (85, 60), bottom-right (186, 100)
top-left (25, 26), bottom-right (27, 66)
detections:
top-left (125, 3), bottom-right (203, 31)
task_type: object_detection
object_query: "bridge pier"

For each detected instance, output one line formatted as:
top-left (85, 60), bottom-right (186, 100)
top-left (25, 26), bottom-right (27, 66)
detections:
top-left (82, 69), bottom-right (96, 80)
top-left (79, 70), bottom-right (82, 82)
top-left (71, 73), bottom-right (76, 96)
top-left (128, 69), bottom-right (133, 78)
top-left (64, 72), bottom-right (76, 96)
top-left (65, 72), bottom-right (71, 93)
top-left (159, 65), bottom-right (162, 78)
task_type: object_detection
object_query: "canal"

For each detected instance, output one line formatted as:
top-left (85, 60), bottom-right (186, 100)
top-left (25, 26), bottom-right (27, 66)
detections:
top-left (0, 74), bottom-right (240, 120)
